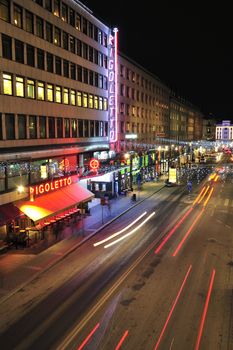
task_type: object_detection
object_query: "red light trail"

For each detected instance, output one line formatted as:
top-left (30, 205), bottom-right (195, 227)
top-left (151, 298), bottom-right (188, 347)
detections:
top-left (76, 323), bottom-right (100, 350)
top-left (115, 330), bottom-right (129, 350)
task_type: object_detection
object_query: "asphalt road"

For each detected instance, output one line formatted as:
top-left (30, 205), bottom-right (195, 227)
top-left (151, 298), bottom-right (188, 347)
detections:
top-left (0, 162), bottom-right (233, 350)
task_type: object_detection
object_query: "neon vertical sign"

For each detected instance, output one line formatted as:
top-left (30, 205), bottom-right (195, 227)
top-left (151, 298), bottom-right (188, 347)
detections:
top-left (108, 27), bottom-right (118, 143)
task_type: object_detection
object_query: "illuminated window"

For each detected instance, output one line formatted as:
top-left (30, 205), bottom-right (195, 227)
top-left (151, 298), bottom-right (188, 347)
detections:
top-left (54, 0), bottom-right (60, 17)
top-left (63, 88), bottom-right (69, 104)
top-left (16, 76), bottom-right (24, 97)
top-left (29, 115), bottom-right (37, 139)
top-left (99, 97), bottom-right (103, 110)
top-left (70, 89), bottom-right (76, 105)
top-left (0, 0), bottom-right (10, 22)
top-left (56, 86), bottom-right (61, 103)
top-left (13, 4), bottom-right (22, 28)
top-left (61, 2), bottom-right (68, 22)
top-left (71, 119), bottom-right (77, 137)
top-left (54, 27), bottom-right (61, 46)
top-left (27, 79), bottom-right (35, 99)
top-left (64, 118), bottom-right (70, 137)
top-left (94, 96), bottom-right (98, 109)
top-left (88, 94), bottom-right (93, 109)
top-left (77, 91), bottom-right (82, 107)
top-left (76, 13), bottom-right (81, 30)
top-left (47, 84), bottom-right (54, 102)
top-left (3, 73), bottom-right (12, 96)
top-left (103, 98), bottom-right (108, 111)
top-left (37, 82), bottom-right (45, 100)
top-left (83, 93), bottom-right (88, 108)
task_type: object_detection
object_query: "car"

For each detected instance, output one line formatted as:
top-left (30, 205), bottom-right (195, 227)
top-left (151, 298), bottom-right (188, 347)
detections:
top-left (191, 164), bottom-right (198, 169)
top-left (164, 179), bottom-right (176, 187)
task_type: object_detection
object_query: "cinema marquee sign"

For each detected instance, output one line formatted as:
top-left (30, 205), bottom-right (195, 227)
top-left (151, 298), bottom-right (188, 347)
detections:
top-left (108, 28), bottom-right (118, 143)
top-left (29, 177), bottom-right (72, 200)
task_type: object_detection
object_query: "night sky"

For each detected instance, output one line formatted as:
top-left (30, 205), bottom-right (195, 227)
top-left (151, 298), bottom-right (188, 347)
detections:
top-left (83, 1), bottom-right (233, 121)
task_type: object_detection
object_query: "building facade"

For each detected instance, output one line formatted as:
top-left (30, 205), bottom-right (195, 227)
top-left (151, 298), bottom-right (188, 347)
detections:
top-left (202, 117), bottom-right (216, 141)
top-left (216, 120), bottom-right (233, 141)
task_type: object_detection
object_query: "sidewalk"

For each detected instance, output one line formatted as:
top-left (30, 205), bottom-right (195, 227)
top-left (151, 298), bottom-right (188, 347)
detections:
top-left (0, 179), bottom-right (165, 300)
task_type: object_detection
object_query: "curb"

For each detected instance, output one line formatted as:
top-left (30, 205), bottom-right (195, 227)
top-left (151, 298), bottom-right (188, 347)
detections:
top-left (0, 183), bottom-right (165, 305)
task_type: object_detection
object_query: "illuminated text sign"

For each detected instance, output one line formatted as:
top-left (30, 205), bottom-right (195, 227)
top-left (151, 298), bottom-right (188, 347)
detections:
top-left (29, 177), bottom-right (72, 199)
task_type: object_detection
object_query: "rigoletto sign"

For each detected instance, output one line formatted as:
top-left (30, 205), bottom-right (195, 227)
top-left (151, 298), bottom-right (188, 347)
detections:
top-left (29, 177), bottom-right (72, 200)
top-left (108, 28), bottom-right (118, 143)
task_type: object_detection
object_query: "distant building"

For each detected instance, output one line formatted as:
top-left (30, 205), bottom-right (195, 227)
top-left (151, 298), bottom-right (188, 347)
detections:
top-left (202, 117), bottom-right (216, 141)
top-left (216, 120), bottom-right (233, 141)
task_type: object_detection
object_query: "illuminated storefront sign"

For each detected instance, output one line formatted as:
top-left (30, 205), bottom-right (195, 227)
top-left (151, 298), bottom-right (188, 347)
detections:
top-left (29, 176), bottom-right (72, 200)
top-left (108, 28), bottom-right (118, 143)
top-left (89, 159), bottom-right (100, 171)
top-left (169, 168), bottom-right (177, 183)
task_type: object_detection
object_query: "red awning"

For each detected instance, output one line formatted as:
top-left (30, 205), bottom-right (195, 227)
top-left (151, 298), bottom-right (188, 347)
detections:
top-left (14, 183), bottom-right (94, 223)
top-left (0, 203), bottom-right (23, 225)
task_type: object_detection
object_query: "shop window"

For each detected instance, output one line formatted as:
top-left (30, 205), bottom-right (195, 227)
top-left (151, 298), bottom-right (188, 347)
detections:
top-left (46, 22), bottom-right (53, 43)
top-left (0, 0), bottom-right (10, 22)
top-left (2, 34), bottom-right (12, 59)
top-left (48, 117), bottom-right (55, 138)
top-left (83, 93), bottom-right (88, 108)
top-left (55, 86), bottom-right (61, 103)
top-left (63, 31), bottom-right (68, 50)
top-left (61, 2), bottom-right (68, 22)
top-left (13, 4), bottom-right (22, 28)
top-left (76, 13), bottom-right (81, 30)
top-left (70, 89), bottom-right (76, 105)
top-left (70, 63), bottom-right (76, 80)
top-left (36, 16), bottom-right (44, 38)
top-left (84, 120), bottom-right (89, 137)
top-left (0, 161), bottom-right (6, 192)
top-left (70, 36), bottom-right (75, 53)
top-left (5, 114), bottom-right (15, 140)
top-left (99, 97), bottom-right (103, 110)
top-left (55, 56), bottom-right (61, 75)
top-left (47, 53), bottom-right (53, 73)
top-left (39, 116), bottom-right (46, 138)
top-left (37, 49), bottom-right (44, 70)
top-left (54, 0), bottom-right (60, 17)
top-left (27, 45), bottom-right (35, 67)
top-left (78, 120), bottom-right (83, 137)
top-left (25, 10), bottom-right (33, 33)
top-left (77, 91), bottom-right (82, 107)
top-left (64, 118), bottom-right (70, 137)
top-left (3, 73), bottom-right (12, 95)
top-left (18, 114), bottom-right (26, 139)
top-left (57, 117), bottom-right (63, 138)
top-left (69, 8), bottom-right (75, 26)
top-left (88, 94), bottom-right (93, 109)
top-left (7, 162), bottom-right (29, 190)
top-left (63, 60), bottom-right (69, 78)
top-left (63, 88), bottom-right (69, 104)
top-left (45, 0), bottom-right (52, 12)
top-left (54, 27), bottom-right (61, 46)
top-left (16, 76), bottom-right (24, 97)
top-left (29, 115), bottom-right (37, 139)
top-left (27, 79), bottom-right (35, 99)
top-left (94, 96), bottom-right (98, 110)
top-left (71, 119), bottom-right (77, 137)
top-left (77, 39), bottom-right (82, 56)
top-left (47, 84), bottom-right (54, 102)
top-left (37, 82), bottom-right (45, 100)
top-left (15, 39), bottom-right (24, 63)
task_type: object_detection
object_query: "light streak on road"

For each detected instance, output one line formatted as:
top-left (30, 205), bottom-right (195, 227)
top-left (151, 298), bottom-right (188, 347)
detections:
top-left (93, 212), bottom-right (147, 247)
top-left (115, 330), bottom-right (129, 350)
top-left (203, 187), bottom-right (214, 207)
top-left (195, 269), bottom-right (216, 350)
top-left (153, 265), bottom-right (192, 350)
top-left (192, 187), bottom-right (206, 206)
top-left (76, 323), bottom-right (100, 350)
top-left (214, 175), bottom-right (219, 182)
top-left (104, 212), bottom-right (156, 248)
top-left (198, 186), bottom-right (210, 204)
top-left (154, 207), bottom-right (193, 254)
top-left (173, 209), bottom-right (204, 257)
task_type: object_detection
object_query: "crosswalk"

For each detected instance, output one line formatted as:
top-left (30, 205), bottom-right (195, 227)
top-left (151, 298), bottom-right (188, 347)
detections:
top-left (212, 197), bottom-right (233, 208)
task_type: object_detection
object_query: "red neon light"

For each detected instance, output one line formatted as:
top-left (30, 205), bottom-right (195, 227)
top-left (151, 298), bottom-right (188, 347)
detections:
top-left (153, 265), bottom-right (192, 350)
top-left (173, 209), bottom-right (204, 257)
top-left (29, 177), bottom-right (72, 197)
top-left (89, 159), bottom-right (100, 171)
top-left (195, 269), bottom-right (216, 350)
top-left (77, 323), bottom-right (100, 350)
top-left (155, 207), bottom-right (193, 254)
top-left (114, 27), bottom-right (118, 143)
top-left (115, 330), bottom-right (129, 350)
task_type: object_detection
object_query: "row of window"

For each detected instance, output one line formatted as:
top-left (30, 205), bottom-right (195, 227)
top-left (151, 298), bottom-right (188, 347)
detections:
top-left (0, 1), bottom-right (108, 68)
top-left (32, 0), bottom-right (108, 47)
top-left (1, 34), bottom-right (108, 89)
top-left (2, 72), bottom-right (108, 110)
top-left (120, 121), bottom-right (166, 135)
top-left (0, 113), bottom-right (109, 140)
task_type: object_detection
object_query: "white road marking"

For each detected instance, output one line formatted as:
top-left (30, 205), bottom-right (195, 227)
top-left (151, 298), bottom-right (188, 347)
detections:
top-left (169, 338), bottom-right (175, 350)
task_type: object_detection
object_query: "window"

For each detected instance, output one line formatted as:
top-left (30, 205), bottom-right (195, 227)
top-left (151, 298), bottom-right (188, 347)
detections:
top-left (5, 114), bottom-right (15, 140)
top-left (83, 68), bottom-right (88, 84)
top-left (82, 18), bottom-right (87, 35)
top-left (37, 82), bottom-right (45, 100)
top-left (69, 8), bottom-right (75, 26)
top-left (25, 11), bottom-right (33, 33)
top-left (88, 94), bottom-right (93, 109)
top-left (94, 96), bottom-right (98, 109)
top-left (61, 2), bottom-right (68, 22)
top-left (36, 17), bottom-right (44, 38)
top-left (77, 39), bottom-right (82, 56)
top-left (78, 120), bottom-right (83, 137)
top-left (54, 27), bottom-right (61, 46)
top-left (0, 0), bottom-right (10, 22)
top-left (47, 84), bottom-right (54, 102)
top-left (27, 79), bottom-right (35, 99)
top-left (2, 34), bottom-right (12, 59)
top-left (77, 91), bottom-right (82, 107)
top-left (104, 55), bottom-right (107, 69)
top-left (55, 86), bottom-right (61, 103)
top-left (71, 119), bottom-right (77, 137)
top-left (47, 53), bottom-right (53, 72)
top-left (13, 4), bottom-right (22, 28)
top-left (27, 45), bottom-right (35, 67)
top-left (3, 73), bottom-right (12, 95)
top-left (95, 121), bottom-right (100, 137)
top-left (45, 0), bottom-right (52, 11)
top-left (104, 122), bottom-right (108, 137)
top-left (70, 63), bottom-right (76, 80)
top-left (70, 36), bottom-right (75, 53)
top-left (94, 72), bottom-right (98, 87)
top-left (83, 93), bottom-right (88, 108)
top-left (89, 71), bottom-right (93, 86)
top-left (89, 22), bottom-right (93, 38)
top-left (63, 88), bottom-right (69, 104)
top-left (103, 33), bottom-right (108, 47)
top-left (84, 120), bottom-right (88, 137)
top-left (29, 116), bottom-right (37, 139)
top-left (63, 32), bottom-right (68, 50)
top-left (100, 121), bottom-right (103, 136)
top-left (54, 0), bottom-right (60, 17)
top-left (77, 66), bottom-right (82, 82)
top-left (36, 0), bottom-right (43, 6)
top-left (76, 13), bottom-right (81, 30)
top-left (89, 47), bottom-right (93, 62)
top-left (83, 43), bottom-right (88, 59)
top-left (39, 116), bottom-right (46, 138)
top-left (63, 60), bottom-right (69, 78)
top-left (90, 120), bottom-right (94, 137)
top-left (48, 117), bottom-right (55, 138)
top-left (103, 98), bottom-right (108, 111)
top-left (0, 113), bottom-right (2, 141)
top-left (99, 97), bottom-right (103, 110)
top-left (64, 119), bottom-right (70, 137)
top-left (15, 39), bottom-right (24, 63)
top-left (103, 76), bottom-right (108, 90)
top-left (16, 76), bottom-right (24, 97)
top-left (37, 49), bottom-right (44, 70)
top-left (46, 22), bottom-right (53, 42)
top-left (55, 56), bottom-right (61, 75)
top-left (94, 26), bottom-right (98, 41)
top-left (70, 89), bottom-right (76, 105)
top-left (98, 29), bottom-right (102, 44)
top-left (57, 117), bottom-right (63, 138)
top-left (18, 115), bottom-right (26, 139)
top-left (94, 49), bottom-right (98, 64)
top-left (99, 75), bottom-right (103, 89)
